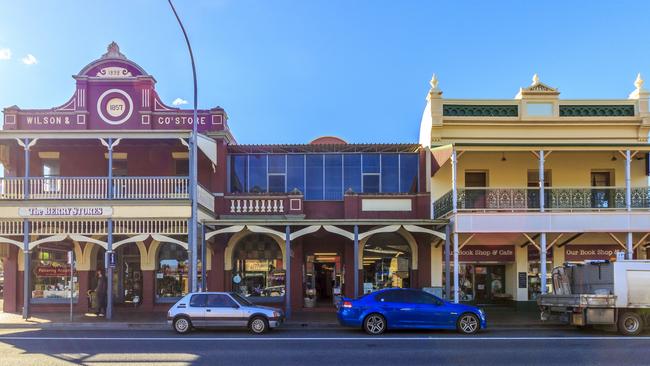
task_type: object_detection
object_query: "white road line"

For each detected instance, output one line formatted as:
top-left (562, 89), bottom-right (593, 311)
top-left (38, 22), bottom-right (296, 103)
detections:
top-left (1, 336), bottom-right (649, 341)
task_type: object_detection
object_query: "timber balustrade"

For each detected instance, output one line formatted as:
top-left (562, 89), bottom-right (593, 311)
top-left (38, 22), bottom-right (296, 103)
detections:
top-left (0, 176), bottom-right (190, 200)
top-left (433, 187), bottom-right (650, 218)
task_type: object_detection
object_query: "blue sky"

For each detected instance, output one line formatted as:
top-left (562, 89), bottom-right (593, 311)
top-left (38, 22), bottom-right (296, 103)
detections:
top-left (1, 0), bottom-right (649, 144)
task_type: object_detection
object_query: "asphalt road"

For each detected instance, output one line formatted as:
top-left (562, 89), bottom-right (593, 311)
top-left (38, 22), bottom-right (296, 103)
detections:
top-left (0, 327), bottom-right (649, 366)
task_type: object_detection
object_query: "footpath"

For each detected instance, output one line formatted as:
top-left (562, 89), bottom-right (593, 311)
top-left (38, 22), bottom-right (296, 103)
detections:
top-left (0, 306), bottom-right (564, 331)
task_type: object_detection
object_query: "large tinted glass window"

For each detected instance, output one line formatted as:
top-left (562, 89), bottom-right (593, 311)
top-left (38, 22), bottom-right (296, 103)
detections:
top-left (248, 155), bottom-right (267, 193)
top-left (381, 154), bottom-right (399, 193)
top-left (230, 155), bottom-right (247, 193)
top-left (363, 175), bottom-right (380, 193)
top-left (324, 154), bottom-right (343, 200)
top-left (362, 154), bottom-right (380, 173)
top-left (305, 154), bottom-right (324, 200)
top-left (268, 175), bottom-right (285, 193)
top-left (287, 154), bottom-right (305, 193)
top-left (343, 154), bottom-right (361, 193)
top-left (268, 155), bottom-right (286, 174)
top-left (399, 154), bottom-right (419, 193)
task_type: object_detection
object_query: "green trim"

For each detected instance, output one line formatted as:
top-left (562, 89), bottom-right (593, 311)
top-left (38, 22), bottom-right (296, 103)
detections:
top-left (443, 104), bottom-right (518, 117)
top-left (559, 105), bottom-right (635, 117)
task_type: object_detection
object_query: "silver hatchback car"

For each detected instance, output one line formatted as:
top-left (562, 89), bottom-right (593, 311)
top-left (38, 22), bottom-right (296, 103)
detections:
top-left (167, 292), bottom-right (284, 334)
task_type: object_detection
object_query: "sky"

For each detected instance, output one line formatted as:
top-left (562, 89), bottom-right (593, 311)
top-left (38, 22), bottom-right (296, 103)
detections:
top-left (1, 0), bottom-right (650, 144)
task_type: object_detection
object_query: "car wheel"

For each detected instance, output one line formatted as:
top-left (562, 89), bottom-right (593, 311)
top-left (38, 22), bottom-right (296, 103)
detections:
top-left (173, 316), bottom-right (192, 334)
top-left (618, 312), bottom-right (643, 336)
top-left (249, 316), bottom-right (269, 334)
top-left (457, 313), bottom-right (480, 334)
top-left (364, 313), bottom-right (386, 335)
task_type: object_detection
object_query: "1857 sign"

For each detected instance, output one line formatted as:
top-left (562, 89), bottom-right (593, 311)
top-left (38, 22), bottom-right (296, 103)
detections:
top-left (19, 207), bottom-right (113, 218)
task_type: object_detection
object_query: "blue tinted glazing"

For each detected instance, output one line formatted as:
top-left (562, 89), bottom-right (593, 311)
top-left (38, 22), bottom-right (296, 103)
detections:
top-left (305, 154), bottom-right (324, 200)
top-left (248, 155), bottom-right (267, 193)
top-left (343, 154), bottom-right (361, 194)
top-left (324, 154), bottom-right (343, 200)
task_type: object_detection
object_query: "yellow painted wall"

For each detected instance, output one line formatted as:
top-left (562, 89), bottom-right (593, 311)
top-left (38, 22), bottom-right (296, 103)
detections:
top-left (432, 151), bottom-right (647, 200)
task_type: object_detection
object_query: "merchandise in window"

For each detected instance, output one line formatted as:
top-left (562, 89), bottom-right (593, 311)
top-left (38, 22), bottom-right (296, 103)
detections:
top-left (232, 234), bottom-right (285, 298)
top-left (31, 244), bottom-right (79, 302)
top-left (155, 243), bottom-right (188, 300)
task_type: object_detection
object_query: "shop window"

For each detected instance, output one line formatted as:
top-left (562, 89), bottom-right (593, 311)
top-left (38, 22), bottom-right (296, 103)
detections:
top-left (248, 155), bottom-right (268, 193)
top-left (232, 234), bottom-right (285, 298)
top-left (155, 243), bottom-right (188, 301)
top-left (343, 154), bottom-right (361, 193)
top-left (362, 233), bottom-right (411, 293)
top-left (305, 154), bottom-right (324, 200)
top-left (31, 244), bottom-right (78, 303)
top-left (324, 154), bottom-right (343, 200)
top-left (287, 154), bottom-right (305, 193)
top-left (41, 158), bottom-right (61, 193)
top-left (230, 155), bottom-right (247, 193)
top-left (116, 245), bottom-right (142, 305)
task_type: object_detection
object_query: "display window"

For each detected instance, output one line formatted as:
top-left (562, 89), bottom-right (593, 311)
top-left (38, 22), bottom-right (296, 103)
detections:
top-left (232, 234), bottom-right (285, 298)
top-left (116, 244), bottom-right (142, 305)
top-left (31, 244), bottom-right (78, 302)
top-left (155, 243), bottom-right (188, 301)
top-left (442, 263), bottom-right (509, 303)
top-left (362, 233), bottom-right (411, 293)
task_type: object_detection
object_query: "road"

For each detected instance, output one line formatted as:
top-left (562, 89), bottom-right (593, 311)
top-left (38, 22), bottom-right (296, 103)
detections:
top-left (0, 327), bottom-right (648, 366)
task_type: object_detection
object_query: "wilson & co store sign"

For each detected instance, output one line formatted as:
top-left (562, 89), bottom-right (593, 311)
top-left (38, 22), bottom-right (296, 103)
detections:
top-left (19, 207), bottom-right (113, 218)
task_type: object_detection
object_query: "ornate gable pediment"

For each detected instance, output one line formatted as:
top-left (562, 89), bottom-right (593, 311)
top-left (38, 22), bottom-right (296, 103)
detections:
top-left (515, 74), bottom-right (560, 99)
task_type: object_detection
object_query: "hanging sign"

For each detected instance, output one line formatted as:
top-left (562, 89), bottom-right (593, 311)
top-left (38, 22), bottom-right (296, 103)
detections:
top-left (19, 207), bottom-right (113, 218)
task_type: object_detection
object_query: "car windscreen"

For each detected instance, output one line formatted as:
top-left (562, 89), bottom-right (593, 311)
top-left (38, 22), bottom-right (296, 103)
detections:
top-left (230, 292), bottom-right (254, 307)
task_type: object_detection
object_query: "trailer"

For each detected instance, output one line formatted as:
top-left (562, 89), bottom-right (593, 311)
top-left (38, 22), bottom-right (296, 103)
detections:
top-left (538, 260), bottom-right (650, 336)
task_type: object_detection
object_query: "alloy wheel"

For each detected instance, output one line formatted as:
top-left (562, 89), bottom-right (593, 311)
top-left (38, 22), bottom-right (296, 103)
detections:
top-left (458, 314), bottom-right (479, 334)
top-left (365, 314), bottom-right (386, 335)
top-left (250, 317), bottom-right (267, 334)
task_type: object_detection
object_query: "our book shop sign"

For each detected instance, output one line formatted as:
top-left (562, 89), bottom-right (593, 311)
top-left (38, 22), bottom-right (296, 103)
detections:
top-left (458, 245), bottom-right (515, 262)
top-left (565, 245), bottom-right (624, 261)
top-left (19, 207), bottom-right (113, 218)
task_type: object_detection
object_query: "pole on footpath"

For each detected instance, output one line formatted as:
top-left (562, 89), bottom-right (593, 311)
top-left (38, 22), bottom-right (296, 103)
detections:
top-left (168, 0), bottom-right (199, 292)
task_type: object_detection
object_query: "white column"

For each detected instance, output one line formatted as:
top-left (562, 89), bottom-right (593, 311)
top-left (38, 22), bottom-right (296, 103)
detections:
top-left (538, 150), bottom-right (547, 293)
top-left (451, 150), bottom-right (458, 213)
top-left (453, 231), bottom-right (459, 303)
top-left (625, 150), bottom-right (633, 259)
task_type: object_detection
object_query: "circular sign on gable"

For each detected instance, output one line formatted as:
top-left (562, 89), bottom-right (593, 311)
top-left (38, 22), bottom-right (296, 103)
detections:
top-left (97, 89), bottom-right (133, 125)
top-left (106, 98), bottom-right (126, 117)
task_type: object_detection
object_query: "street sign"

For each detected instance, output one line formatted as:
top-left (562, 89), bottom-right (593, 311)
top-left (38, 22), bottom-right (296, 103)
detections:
top-left (105, 251), bottom-right (116, 268)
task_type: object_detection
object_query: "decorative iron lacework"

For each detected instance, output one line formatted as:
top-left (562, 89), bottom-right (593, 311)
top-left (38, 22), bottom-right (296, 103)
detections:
top-left (443, 104), bottom-right (518, 117)
top-left (559, 105), bottom-right (635, 117)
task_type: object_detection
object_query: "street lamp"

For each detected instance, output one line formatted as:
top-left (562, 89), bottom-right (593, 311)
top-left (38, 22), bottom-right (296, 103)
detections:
top-left (167, 0), bottom-right (199, 293)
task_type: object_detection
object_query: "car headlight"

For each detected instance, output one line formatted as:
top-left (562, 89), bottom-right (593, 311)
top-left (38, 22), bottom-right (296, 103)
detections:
top-left (272, 311), bottom-right (281, 318)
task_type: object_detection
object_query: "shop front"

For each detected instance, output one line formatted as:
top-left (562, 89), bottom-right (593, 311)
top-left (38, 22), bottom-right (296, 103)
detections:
top-left (527, 246), bottom-right (553, 300)
top-left (564, 244), bottom-right (627, 262)
top-left (443, 245), bottom-right (515, 304)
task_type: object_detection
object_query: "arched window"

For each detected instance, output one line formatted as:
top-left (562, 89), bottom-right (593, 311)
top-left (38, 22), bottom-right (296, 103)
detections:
top-left (155, 243), bottom-right (188, 301)
top-left (232, 234), bottom-right (285, 298)
top-left (362, 232), bottom-right (411, 293)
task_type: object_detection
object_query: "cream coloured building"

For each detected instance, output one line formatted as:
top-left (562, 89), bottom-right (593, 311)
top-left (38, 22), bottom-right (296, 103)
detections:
top-left (420, 74), bottom-right (650, 305)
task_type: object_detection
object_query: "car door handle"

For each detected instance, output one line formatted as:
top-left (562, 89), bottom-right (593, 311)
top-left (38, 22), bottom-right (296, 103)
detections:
top-left (400, 308), bottom-right (413, 311)
top-left (206, 309), bottom-right (212, 312)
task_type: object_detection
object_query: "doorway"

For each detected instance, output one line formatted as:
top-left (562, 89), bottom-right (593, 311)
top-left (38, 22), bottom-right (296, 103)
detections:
top-left (304, 253), bottom-right (343, 308)
top-left (473, 265), bottom-right (506, 304)
top-left (465, 171), bottom-right (488, 208)
top-left (591, 171), bottom-right (613, 208)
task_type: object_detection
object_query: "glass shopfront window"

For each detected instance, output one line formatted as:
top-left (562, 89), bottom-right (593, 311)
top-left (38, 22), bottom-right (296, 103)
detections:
top-left (229, 153), bottom-right (419, 199)
top-left (362, 233), bottom-right (411, 293)
top-left (232, 234), bottom-right (285, 298)
top-left (31, 244), bottom-right (78, 303)
top-left (441, 264), bottom-right (507, 303)
top-left (155, 243), bottom-right (188, 301)
top-left (115, 245), bottom-right (142, 305)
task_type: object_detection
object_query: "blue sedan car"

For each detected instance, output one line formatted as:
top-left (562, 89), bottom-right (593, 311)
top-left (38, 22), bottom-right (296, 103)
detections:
top-left (337, 288), bottom-right (486, 335)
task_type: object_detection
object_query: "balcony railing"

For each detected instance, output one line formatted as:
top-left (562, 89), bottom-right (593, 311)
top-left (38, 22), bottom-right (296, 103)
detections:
top-left (433, 187), bottom-right (650, 218)
top-left (0, 176), bottom-right (189, 200)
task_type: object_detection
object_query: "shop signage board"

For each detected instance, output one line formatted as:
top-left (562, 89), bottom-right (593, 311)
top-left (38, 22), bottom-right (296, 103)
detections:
top-left (457, 245), bottom-right (515, 262)
top-left (565, 245), bottom-right (626, 261)
top-left (527, 245), bottom-right (554, 261)
top-left (19, 207), bottom-right (113, 218)
top-left (35, 266), bottom-right (73, 277)
top-left (518, 272), bottom-right (527, 289)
